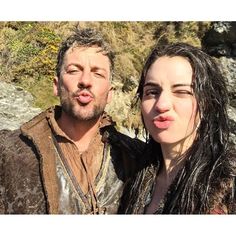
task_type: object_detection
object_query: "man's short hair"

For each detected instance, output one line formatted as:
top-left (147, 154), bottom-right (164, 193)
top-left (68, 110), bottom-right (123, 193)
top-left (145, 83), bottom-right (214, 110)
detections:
top-left (56, 28), bottom-right (115, 79)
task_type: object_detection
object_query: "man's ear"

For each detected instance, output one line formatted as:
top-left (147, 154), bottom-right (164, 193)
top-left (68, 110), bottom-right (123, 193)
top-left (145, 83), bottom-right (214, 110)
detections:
top-left (53, 77), bottom-right (59, 96)
top-left (107, 86), bottom-right (113, 104)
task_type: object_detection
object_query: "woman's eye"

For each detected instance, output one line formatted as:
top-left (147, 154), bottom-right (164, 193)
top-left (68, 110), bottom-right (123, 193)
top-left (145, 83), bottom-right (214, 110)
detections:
top-left (174, 90), bottom-right (193, 96)
top-left (144, 89), bottom-right (160, 97)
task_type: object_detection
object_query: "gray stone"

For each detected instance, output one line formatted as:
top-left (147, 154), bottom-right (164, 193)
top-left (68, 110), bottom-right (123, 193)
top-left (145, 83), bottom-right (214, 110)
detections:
top-left (218, 57), bottom-right (236, 108)
top-left (202, 22), bottom-right (236, 57)
top-left (0, 81), bottom-right (41, 130)
top-left (202, 22), bottom-right (236, 145)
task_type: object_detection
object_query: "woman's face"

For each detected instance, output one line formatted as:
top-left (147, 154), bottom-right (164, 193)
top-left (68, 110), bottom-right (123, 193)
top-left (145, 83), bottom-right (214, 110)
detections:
top-left (141, 56), bottom-right (199, 147)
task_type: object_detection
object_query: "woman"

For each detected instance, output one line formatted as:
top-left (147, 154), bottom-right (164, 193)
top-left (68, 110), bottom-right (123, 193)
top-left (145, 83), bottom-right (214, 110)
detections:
top-left (122, 43), bottom-right (236, 214)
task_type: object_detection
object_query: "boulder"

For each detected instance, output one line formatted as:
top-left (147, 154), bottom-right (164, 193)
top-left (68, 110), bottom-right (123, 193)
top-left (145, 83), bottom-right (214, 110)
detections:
top-left (0, 81), bottom-right (41, 130)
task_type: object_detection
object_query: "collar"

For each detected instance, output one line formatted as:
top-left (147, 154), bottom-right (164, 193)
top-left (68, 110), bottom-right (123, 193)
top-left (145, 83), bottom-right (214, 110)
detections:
top-left (46, 105), bottom-right (116, 140)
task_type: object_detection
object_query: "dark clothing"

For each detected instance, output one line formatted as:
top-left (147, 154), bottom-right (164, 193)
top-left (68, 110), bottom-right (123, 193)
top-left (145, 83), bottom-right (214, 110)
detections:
top-left (0, 106), bottom-right (145, 214)
top-left (121, 141), bottom-right (236, 214)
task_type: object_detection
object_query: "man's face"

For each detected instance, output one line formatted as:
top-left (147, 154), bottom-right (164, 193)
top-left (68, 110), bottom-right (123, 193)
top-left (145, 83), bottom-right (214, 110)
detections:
top-left (54, 46), bottom-right (112, 121)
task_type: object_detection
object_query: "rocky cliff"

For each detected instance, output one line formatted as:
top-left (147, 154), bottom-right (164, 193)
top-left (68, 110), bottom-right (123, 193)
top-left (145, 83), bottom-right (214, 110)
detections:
top-left (0, 22), bottom-right (235, 145)
top-left (202, 22), bottom-right (236, 145)
top-left (0, 81), bottom-right (41, 130)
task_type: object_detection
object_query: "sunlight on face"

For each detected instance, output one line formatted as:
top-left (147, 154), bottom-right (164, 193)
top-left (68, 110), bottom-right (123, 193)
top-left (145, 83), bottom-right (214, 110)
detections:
top-left (54, 46), bottom-right (112, 121)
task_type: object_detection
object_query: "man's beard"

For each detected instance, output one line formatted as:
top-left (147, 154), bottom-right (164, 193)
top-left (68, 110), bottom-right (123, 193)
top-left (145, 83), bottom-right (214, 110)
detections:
top-left (59, 86), bottom-right (107, 121)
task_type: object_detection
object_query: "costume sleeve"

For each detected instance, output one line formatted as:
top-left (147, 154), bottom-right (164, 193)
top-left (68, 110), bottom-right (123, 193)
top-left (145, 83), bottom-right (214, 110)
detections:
top-left (0, 130), bottom-right (10, 213)
top-left (210, 206), bottom-right (227, 214)
top-left (0, 155), bottom-right (6, 213)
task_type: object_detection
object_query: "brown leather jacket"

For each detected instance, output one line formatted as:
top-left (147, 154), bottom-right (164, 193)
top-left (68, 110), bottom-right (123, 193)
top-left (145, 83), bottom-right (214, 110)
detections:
top-left (0, 106), bottom-right (145, 214)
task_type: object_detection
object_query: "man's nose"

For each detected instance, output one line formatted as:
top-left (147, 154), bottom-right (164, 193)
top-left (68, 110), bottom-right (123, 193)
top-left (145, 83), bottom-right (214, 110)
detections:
top-left (78, 71), bottom-right (92, 88)
top-left (154, 91), bottom-right (172, 113)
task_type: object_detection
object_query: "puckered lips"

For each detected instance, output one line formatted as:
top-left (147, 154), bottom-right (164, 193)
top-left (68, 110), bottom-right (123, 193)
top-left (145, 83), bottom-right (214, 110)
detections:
top-left (153, 115), bottom-right (174, 129)
top-left (74, 90), bottom-right (93, 105)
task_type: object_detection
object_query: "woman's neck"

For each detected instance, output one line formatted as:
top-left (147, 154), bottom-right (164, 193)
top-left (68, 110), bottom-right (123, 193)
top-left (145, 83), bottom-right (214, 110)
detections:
top-left (145, 135), bottom-right (196, 214)
top-left (160, 132), bottom-right (196, 175)
top-left (160, 144), bottom-right (184, 176)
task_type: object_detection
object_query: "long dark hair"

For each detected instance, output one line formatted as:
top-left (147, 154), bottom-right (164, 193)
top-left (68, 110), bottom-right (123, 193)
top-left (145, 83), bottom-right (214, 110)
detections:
top-left (137, 43), bottom-right (234, 213)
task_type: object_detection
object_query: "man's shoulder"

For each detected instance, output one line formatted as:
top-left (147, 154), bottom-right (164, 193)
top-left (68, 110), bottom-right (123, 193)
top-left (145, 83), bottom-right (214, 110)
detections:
top-left (0, 107), bottom-right (52, 151)
top-left (100, 125), bottom-right (144, 146)
top-left (0, 128), bottom-right (34, 158)
top-left (100, 125), bottom-right (147, 180)
top-left (100, 125), bottom-right (145, 159)
top-left (20, 107), bottom-right (53, 135)
top-left (0, 107), bottom-right (50, 148)
top-left (0, 129), bottom-right (22, 147)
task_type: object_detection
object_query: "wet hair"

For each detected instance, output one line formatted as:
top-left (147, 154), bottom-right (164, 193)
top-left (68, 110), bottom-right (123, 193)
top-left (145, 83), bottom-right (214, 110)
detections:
top-left (137, 43), bottom-right (234, 213)
top-left (56, 28), bottom-right (115, 79)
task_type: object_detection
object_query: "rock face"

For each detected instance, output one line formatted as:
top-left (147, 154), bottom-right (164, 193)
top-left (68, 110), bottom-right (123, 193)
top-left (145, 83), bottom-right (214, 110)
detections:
top-left (0, 81), bottom-right (41, 130)
top-left (0, 22), bottom-right (235, 144)
top-left (219, 57), bottom-right (236, 145)
top-left (202, 22), bottom-right (236, 57)
top-left (202, 21), bottom-right (236, 145)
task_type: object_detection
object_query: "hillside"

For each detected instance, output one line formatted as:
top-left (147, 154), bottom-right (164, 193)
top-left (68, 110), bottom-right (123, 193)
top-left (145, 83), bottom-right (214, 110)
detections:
top-left (0, 21), bottom-right (213, 134)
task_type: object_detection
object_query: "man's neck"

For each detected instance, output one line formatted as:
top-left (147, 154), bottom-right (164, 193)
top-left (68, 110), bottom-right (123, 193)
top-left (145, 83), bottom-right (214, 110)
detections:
top-left (57, 111), bottom-right (102, 152)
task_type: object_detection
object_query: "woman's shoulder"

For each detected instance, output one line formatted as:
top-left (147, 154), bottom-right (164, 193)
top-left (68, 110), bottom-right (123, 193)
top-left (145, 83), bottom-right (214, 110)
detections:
top-left (224, 142), bottom-right (236, 175)
top-left (210, 145), bottom-right (236, 213)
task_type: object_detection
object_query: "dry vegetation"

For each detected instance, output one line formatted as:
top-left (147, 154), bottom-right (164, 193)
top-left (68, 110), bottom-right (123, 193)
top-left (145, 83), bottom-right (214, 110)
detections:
top-left (0, 21), bottom-right (210, 133)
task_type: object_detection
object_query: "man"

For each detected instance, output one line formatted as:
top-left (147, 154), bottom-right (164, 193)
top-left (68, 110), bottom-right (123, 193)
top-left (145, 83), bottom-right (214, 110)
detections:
top-left (0, 28), bottom-right (144, 214)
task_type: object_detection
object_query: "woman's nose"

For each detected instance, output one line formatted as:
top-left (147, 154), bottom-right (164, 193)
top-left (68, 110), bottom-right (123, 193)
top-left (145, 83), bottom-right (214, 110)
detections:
top-left (154, 91), bottom-right (172, 113)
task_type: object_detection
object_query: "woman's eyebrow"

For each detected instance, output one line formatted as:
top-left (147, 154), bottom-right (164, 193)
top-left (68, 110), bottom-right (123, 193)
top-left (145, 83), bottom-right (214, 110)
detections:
top-left (143, 82), bottom-right (160, 88)
top-left (172, 83), bottom-right (193, 88)
top-left (144, 82), bottom-right (193, 88)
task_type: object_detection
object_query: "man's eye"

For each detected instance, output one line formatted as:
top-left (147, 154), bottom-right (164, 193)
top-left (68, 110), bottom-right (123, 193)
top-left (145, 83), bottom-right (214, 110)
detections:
top-left (95, 73), bottom-right (103, 77)
top-left (94, 72), bottom-right (105, 78)
top-left (67, 69), bottom-right (79, 74)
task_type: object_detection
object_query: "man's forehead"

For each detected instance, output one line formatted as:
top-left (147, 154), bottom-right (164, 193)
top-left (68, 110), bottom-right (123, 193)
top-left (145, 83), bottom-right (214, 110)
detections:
top-left (67, 45), bottom-right (103, 54)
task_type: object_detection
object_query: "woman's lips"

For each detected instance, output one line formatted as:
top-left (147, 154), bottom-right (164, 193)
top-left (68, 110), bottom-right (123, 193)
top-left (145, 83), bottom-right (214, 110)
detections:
top-left (153, 116), bottom-right (174, 129)
top-left (153, 120), bottom-right (172, 129)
